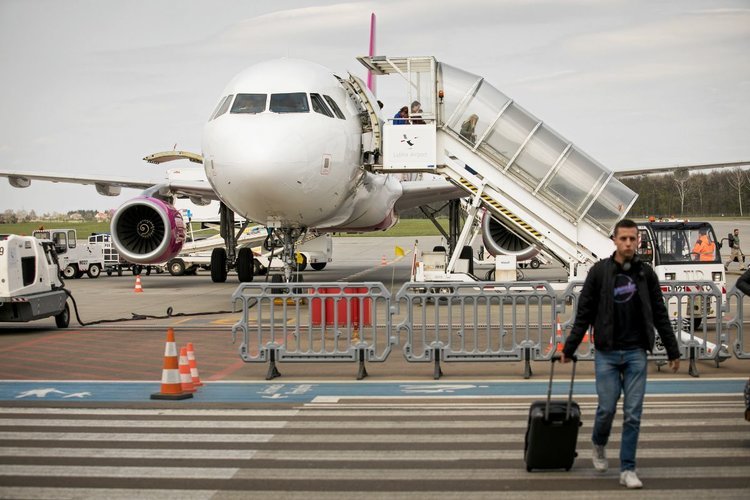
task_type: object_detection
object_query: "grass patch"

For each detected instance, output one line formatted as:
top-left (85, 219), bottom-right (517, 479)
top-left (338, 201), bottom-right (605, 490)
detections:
top-left (0, 222), bottom-right (112, 237)
top-left (334, 218), bottom-right (448, 237)
top-left (0, 218), bottom-right (446, 239)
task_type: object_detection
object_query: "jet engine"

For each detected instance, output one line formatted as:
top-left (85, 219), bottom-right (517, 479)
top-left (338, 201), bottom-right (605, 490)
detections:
top-left (481, 212), bottom-right (540, 261)
top-left (110, 197), bottom-right (186, 264)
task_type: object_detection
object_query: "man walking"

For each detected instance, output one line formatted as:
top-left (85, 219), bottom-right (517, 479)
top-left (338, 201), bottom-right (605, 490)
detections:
top-left (725, 228), bottom-right (746, 271)
top-left (561, 218), bottom-right (680, 488)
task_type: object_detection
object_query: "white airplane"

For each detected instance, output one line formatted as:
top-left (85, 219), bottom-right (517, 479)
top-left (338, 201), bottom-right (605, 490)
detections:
top-left (0, 56), bottom-right (465, 282)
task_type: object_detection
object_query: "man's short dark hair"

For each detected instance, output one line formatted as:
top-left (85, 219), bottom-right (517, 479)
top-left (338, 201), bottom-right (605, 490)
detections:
top-left (613, 218), bottom-right (637, 236)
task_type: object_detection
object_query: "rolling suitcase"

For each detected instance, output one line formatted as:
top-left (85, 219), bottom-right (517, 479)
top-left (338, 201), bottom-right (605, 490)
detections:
top-left (524, 355), bottom-right (582, 471)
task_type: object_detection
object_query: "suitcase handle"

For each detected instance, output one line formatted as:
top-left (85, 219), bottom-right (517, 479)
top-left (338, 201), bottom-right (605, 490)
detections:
top-left (546, 354), bottom-right (577, 421)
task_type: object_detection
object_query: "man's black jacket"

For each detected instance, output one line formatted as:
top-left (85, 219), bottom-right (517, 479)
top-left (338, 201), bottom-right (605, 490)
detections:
top-left (562, 255), bottom-right (681, 360)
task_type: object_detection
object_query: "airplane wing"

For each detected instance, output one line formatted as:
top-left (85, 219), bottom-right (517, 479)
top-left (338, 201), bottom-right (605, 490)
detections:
top-left (614, 160), bottom-right (750, 178)
top-left (394, 177), bottom-right (465, 211)
top-left (0, 169), bottom-right (218, 204)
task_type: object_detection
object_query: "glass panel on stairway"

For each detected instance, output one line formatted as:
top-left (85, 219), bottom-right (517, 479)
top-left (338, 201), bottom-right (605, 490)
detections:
top-left (481, 103), bottom-right (537, 173)
top-left (452, 81), bottom-right (511, 148)
top-left (584, 177), bottom-right (638, 232)
top-left (513, 124), bottom-right (567, 189)
top-left (544, 148), bottom-right (608, 213)
top-left (437, 63), bottom-right (482, 128)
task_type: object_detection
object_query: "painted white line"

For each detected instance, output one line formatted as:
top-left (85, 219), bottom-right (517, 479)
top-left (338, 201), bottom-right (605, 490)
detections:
top-left (249, 447), bottom-right (750, 461)
top-left (1, 488), bottom-right (748, 500)
top-left (0, 432), bottom-right (274, 442)
top-left (0, 419), bottom-right (287, 429)
top-left (0, 465), bottom-right (239, 479)
top-left (0, 408), bottom-right (300, 416)
top-left (0, 488), bottom-right (217, 500)
top-left (0, 448), bottom-right (257, 459)
top-left (268, 431), bottom-right (736, 443)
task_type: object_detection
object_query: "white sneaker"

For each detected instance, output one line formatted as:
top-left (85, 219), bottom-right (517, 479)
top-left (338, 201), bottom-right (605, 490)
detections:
top-left (619, 470), bottom-right (643, 489)
top-left (592, 443), bottom-right (608, 472)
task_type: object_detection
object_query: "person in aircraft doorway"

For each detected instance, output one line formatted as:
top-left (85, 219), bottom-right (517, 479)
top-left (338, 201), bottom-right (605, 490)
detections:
top-left (393, 106), bottom-right (408, 125)
top-left (410, 100), bottom-right (425, 124)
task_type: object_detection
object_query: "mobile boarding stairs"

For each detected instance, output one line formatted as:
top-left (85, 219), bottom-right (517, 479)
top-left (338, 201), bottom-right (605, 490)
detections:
top-left (355, 56), bottom-right (638, 283)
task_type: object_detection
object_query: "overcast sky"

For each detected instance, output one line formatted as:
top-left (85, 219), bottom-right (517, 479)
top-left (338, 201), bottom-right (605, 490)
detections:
top-left (1, 0), bottom-right (749, 213)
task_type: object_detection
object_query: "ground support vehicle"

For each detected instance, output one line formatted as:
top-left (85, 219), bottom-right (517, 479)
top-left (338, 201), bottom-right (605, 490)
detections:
top-left (87, 233), bottom-right (163, 277)
top-left (0, 234), bottom-right (70, 327)
top-left (636, 221), bottom-right (726, 327)
top-left (32, 229), bottom-right (105, 279)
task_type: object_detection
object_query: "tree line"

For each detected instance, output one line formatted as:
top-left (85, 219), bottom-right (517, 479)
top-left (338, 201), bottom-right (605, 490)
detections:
top-left (0, 209), bottom-right (107, 224)
top-left (622, 168), bottom-right (750, 218)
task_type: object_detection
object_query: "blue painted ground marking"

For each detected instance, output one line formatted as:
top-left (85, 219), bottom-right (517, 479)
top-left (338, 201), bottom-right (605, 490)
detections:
top-left (0, 379), bottom-right (744, 404)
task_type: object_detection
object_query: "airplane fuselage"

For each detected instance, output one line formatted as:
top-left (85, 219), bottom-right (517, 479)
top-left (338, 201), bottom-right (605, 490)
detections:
top-left (201, 58), bottom-right (400, 231)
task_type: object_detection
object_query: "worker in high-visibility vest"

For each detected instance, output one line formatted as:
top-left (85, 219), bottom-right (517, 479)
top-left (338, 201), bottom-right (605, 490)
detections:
top-left (691, 229), bottom-right (716, 262)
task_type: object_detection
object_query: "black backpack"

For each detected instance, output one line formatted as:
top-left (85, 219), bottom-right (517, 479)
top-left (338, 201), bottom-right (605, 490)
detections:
top-left (729, 233), bottom-right (736, 248)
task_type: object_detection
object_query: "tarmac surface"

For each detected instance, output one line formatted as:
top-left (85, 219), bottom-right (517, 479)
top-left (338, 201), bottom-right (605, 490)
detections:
top-left (1, 234), bottom-right (749, 498)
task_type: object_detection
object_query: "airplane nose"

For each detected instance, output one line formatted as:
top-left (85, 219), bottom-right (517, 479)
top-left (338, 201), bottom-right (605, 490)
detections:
top-left (203, 117), bottom-right (308, 177)
top-left (202, 116), bottom-right (335, 224)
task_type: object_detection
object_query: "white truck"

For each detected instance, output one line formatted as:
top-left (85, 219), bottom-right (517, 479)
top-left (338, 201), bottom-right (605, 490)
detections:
top-left (32, 229), bottom-right (105, 279)
top-left (0, 234), bottom-right (70, 327)
top-left (636, 220), bottom-right (725, 328)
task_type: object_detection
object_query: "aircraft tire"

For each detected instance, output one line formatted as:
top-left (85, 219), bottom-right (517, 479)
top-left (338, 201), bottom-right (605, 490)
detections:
top-left (168, 259), bottom-right (185, 276)
top-left (311, 262), bottom-right (326, 271)
top-left (211, 248), bottom-right (228, 283)
top-left (237, 247), bottom-right (254, 282)
top-left (55, 302), bottom-right (70, 329)
top-left (530, 258), bottom-right (541, 269)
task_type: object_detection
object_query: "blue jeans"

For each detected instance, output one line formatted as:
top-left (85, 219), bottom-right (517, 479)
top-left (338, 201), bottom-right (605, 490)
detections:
top-left (592, 349), bottom-right (648, 472)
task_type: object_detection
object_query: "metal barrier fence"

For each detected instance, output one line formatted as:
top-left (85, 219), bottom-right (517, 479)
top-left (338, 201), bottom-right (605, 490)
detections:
top-left (722, 287), bottom-right (750, 360)
top-left (232, 282), bottom-right (392, 379)
top-left (393, 282), bottom-right (557, 379)
top-left (231, 280), bottom-right (747, 380)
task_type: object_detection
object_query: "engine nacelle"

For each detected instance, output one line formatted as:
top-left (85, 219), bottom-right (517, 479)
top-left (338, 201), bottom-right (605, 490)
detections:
top-left (481, 211), bottom-right (540, 261)
top-left (110, 197), bottom-right (186, 264)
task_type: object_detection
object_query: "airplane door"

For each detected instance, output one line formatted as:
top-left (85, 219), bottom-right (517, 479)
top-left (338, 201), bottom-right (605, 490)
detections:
top-left (337, 74), bottom-right (382, 166)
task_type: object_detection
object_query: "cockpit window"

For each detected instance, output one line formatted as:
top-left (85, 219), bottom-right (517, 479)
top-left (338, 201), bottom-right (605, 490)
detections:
top-left (310, 93), bottom-right (333, 117)
top-left (210, 95), bottom-right (234, 120)
top-left (269, 92), bottom-right (309, 113)
top-left (231, 94), bottom-right (267, 114)
top-left (323, 95), bottom-right (346, 120)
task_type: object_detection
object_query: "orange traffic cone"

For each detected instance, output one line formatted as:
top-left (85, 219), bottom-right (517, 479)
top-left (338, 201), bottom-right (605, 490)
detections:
top-left (548, 316), bottom-right (565, 354)
top-left (381, 255), bottom-right (388, 266)
top-left (134, 275), bottom-right (144, 293)
top-left (582, 328), bottom-right (593, 345)
top-left (151, 328), bottom-right (193, 400)
top-left (186, 342), bottom-right (203, 387)
top-left (179, 347), bottom-right (196, 393)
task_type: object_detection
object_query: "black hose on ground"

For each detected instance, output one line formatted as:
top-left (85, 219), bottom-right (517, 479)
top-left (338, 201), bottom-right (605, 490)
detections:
top-left (61, 288), bottom-right (237, 327)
